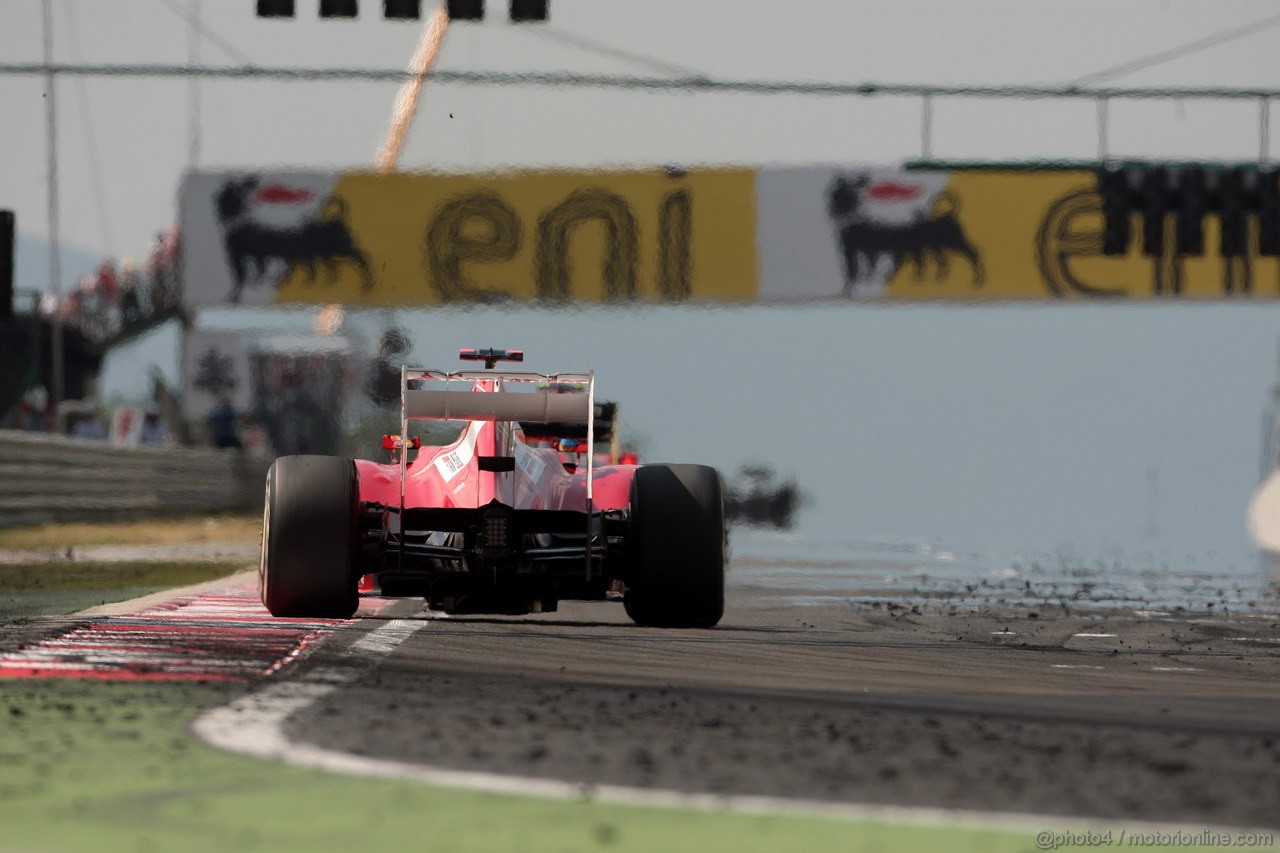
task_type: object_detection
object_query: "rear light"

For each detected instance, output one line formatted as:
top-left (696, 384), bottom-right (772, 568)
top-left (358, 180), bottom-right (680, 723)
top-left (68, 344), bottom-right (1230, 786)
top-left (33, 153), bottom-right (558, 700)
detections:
top-left (483, 512), bottom-right (509, 549)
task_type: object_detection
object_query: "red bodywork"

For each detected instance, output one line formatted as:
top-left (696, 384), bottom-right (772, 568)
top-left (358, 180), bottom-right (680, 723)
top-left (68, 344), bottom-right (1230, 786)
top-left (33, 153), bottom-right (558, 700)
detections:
top-left (353, 417), bottom-right (636, 514)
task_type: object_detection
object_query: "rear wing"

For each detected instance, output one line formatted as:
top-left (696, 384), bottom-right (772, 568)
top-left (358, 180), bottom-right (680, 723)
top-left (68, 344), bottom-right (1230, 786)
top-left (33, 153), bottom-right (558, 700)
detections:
top-left (400, 368), bottom-right (595, 425)
top-left (397, 364), bottom-right (599, 505)
top-left (520, 401), bottom-right (618, 442)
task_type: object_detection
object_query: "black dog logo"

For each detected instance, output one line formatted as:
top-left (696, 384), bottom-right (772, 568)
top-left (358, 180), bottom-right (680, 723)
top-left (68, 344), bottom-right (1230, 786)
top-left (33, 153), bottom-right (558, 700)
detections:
top-left (214, 176), bottom-right (375, 303)
top-left (828, 174), bottom-right (985, 296)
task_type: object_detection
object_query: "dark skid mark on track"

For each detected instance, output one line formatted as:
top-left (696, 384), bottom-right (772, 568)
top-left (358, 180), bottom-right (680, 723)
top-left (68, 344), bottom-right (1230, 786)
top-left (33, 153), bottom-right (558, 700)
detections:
top-left (286, 593), bottom-right (1280, 828)
top-left (288, 664), bottom-right (1280, 828)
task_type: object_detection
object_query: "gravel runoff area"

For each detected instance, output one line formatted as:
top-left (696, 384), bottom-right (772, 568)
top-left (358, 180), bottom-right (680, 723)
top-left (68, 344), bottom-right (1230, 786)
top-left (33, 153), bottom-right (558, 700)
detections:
top-left (285, 585), bottom-right (1280, 830)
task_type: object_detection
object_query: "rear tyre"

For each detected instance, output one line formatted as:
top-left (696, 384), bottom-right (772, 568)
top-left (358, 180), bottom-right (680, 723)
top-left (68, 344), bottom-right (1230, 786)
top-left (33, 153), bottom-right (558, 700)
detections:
top-left (259, 455), bottom-right (360, 618)
top-left (624, 464), bottom-right (725, 628)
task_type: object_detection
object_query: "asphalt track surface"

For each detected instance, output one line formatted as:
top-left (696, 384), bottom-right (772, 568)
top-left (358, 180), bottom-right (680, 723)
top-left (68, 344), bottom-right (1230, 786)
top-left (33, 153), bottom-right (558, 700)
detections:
top-left (286, 584), bottom-right (1280, 829)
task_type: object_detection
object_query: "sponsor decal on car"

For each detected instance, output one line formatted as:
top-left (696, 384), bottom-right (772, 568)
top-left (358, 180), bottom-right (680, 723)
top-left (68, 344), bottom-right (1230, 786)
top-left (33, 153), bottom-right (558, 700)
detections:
top-left (516, 442), bottom-right (548, 484)
top-left (434, 422), bottom-right (482, 483)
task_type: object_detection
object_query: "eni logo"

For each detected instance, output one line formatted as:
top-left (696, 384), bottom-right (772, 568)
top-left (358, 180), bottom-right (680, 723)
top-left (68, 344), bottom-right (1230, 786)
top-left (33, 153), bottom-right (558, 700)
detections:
top-left (423, 186), bottom-right (693, 303)
top-left (1035, 187), bottom-right (1127, 297)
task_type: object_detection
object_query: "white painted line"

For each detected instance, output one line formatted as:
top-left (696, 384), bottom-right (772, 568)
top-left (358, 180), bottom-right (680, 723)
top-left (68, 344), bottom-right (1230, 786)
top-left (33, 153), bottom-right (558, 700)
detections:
top-left (193, 617), bottom-right (1267, 836)
top-left (1071, 633), bottom-right (1117, 638)
top-left (194, 619), bottom-right (424, 757)
top-left (989, 631), bottom-right (1017, 636)
top-left (1051, 664), bottom-right (1105, 670)
top-left (0, 660), bottom-right (102, 670)
top-left (347, 620), bottom-right (426, 655)
top-left (1151, 667), bottom-right (1202, 672)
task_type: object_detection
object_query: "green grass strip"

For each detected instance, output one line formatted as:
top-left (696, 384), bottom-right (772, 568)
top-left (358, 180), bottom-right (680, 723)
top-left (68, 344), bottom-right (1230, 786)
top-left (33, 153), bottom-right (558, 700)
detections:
top-left (0, 562), bottom-right (244, 624)
top-left (0, 680), bottom-right (1051, 853)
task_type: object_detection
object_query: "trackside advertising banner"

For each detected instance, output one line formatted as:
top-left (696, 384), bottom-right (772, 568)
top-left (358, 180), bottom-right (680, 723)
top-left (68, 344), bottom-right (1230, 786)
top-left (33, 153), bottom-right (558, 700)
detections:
top-left (180, 166), bottom-right (1280, 306)
top-left (181, 168), bottom-right (757, 307)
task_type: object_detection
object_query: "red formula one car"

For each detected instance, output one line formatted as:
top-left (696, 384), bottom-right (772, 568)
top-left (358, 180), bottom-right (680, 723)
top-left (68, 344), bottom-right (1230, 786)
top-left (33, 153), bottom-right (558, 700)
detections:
top-left (259, 348), bottom-right (724, 628)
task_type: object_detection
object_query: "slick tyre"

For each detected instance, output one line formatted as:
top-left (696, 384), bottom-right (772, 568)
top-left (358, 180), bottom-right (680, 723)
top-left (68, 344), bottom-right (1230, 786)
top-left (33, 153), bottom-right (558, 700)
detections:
top-left (624, 463), bottom-right (725, 628)
top-left (260, 455), bottom-right (360, 618)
